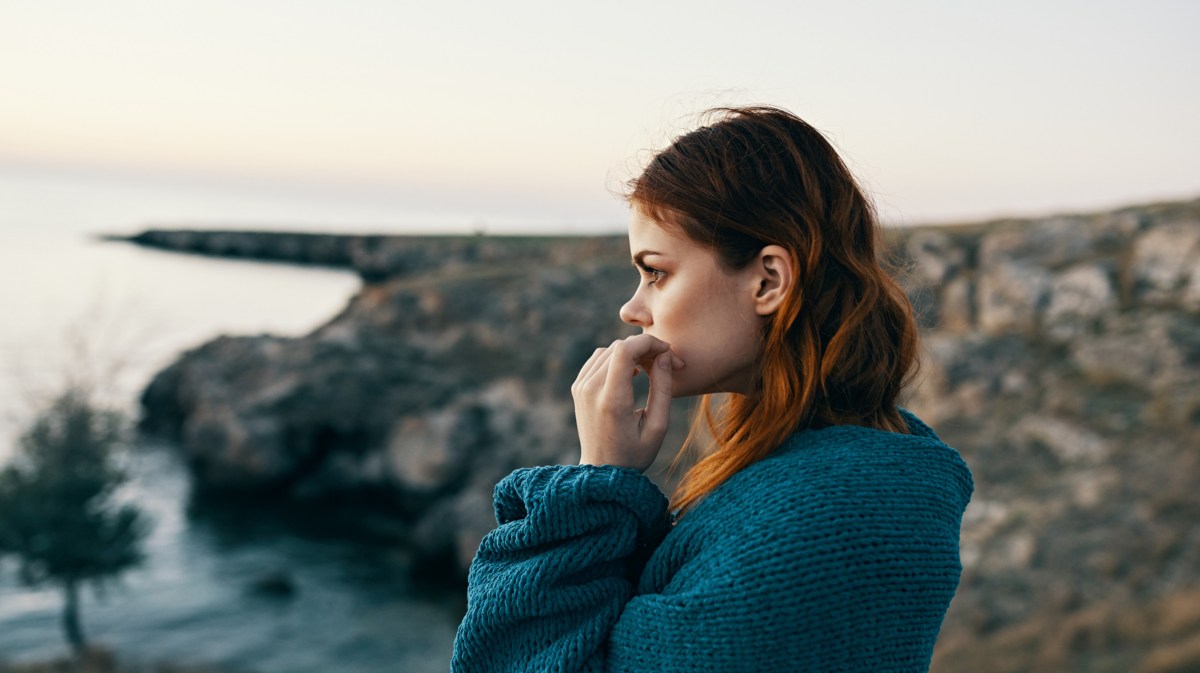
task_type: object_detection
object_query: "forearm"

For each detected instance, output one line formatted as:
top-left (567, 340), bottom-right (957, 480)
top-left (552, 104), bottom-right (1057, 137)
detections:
top-left (451, 464), bottom-right (669, 673)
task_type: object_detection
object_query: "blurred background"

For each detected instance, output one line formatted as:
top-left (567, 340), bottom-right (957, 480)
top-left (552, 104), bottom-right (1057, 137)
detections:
top-left (1, 2), bottom-right (1198, 672)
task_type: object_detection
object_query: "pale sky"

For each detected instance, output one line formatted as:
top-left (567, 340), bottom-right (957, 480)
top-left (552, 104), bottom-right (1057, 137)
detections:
top-left (2, 0), bottom-right (1198, 228)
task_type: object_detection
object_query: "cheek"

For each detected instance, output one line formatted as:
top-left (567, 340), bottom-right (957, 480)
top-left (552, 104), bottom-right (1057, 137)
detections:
top-left (649, 295), bottom-right (700, 349)
top-left (666, 337), bottom-right (744, 397)
top-left (674, 302), bottom-right (762, 392)
top-left (660, 317), bottom-right (739, 377)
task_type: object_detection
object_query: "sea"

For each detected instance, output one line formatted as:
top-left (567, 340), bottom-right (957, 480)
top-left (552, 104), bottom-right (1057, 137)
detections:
top-left (0, 166), bottom-right (611, 672)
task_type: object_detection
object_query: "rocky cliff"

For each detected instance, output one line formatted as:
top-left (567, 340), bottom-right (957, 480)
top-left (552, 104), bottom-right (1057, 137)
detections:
top-left (107, 229), bottom-right (607, 282)
top-left (136, 233), bottom-right (656, 578)
top-left (893, 200), bottom-right (1200, 673)
top-left (134, 197), bottom-right (1200, 673)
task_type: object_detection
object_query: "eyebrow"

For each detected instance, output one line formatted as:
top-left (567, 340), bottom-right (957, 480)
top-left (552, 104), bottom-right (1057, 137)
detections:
top-left (632, 250), bottom-right (663, 266)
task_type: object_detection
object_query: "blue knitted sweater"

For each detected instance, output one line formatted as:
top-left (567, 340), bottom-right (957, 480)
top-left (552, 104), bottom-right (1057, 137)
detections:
top-left (451, 409), bottom-right (973, 672)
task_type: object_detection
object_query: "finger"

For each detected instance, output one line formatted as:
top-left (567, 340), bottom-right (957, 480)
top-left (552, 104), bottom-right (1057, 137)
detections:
top-left (585, 344), bottom-right (620, 383)
top-left (574, 341), bottom-right (619, 388)
top-left (624, 334), bottom-right (672, 361)
top-left (642, 351), bottom-right (686, 374)
top-left (597, 355), bottom-right (642, 413)
top-left (606, 335), bottom-right (671, 390)
top-left (640, 352), bottom-right (673, 442)
top-left (575, 347), bottom-right (607, 385)
top-left (583, 347), bottom-right (628, 395)
top-left (572, 347), bottom-right (608, 388)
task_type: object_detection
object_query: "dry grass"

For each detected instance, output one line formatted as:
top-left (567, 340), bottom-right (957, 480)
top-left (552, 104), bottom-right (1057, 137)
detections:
top-left (1154, 591), bottom-right (1200, 640)
top-left (933, 588), bottom-right (1200, 673)
top-left (1138, 633), bottom-right (1200, 673)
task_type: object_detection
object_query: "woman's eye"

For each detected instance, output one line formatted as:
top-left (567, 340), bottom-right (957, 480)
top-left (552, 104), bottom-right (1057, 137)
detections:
top-left (638, 265), bottom-right (666, 285)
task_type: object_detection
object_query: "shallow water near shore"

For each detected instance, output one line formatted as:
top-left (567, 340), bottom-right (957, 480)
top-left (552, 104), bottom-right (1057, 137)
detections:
top-left (0, 169), bottom-right (472, 671)
top-left (0, 444), bottom-right (463, 673)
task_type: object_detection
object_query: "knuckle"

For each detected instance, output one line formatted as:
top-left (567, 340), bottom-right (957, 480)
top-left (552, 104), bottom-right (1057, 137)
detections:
top-left (597, 398), bottom-right (624, 416)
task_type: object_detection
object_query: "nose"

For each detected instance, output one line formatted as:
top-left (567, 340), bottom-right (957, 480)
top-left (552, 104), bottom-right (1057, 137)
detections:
top-left (619, 287), bottom-right (651, 328)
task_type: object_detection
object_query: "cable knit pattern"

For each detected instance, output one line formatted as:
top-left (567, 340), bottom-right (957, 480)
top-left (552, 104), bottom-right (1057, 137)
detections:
top-left (452, 409), bottom-right (973, 672)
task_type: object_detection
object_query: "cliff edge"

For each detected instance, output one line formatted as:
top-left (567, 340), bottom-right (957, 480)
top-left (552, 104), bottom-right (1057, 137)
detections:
top-left (133, 197), bottom-right (1200, 673)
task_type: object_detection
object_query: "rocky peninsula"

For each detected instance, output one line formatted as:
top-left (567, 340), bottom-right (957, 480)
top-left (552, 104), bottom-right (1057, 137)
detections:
top-left (128, 197), bottom-right (1200, 673)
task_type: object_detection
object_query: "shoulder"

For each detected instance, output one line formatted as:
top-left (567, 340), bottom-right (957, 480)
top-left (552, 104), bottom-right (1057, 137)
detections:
top-left (645, 411), bottom-right (973, 669)
top-left (690, 409), bottom-right (973, 542)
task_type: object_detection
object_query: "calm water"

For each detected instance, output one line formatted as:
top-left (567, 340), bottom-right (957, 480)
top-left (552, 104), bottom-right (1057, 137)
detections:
top-left (0, 168), bottom-right (518, 671)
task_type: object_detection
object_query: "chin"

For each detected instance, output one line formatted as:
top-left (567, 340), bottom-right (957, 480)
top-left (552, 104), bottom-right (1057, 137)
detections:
top-left (670, 388), bottom-right (703, 400)
top-left (667, 378), bottom-right (700, 400)
top-left (669, 372), bottom-right (723, 399)
top-left (670, 366), bottom-right (752, 399)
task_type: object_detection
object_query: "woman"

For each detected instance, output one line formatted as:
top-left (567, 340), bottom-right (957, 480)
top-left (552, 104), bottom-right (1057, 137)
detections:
top-left (451, 106), bottom-right (973, 672)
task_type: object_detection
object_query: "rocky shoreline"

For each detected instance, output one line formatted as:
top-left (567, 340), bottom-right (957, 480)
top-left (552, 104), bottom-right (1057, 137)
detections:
top-left (128, 197), bottom-right (1200, 673)
top-left (104, 230), bottom-right (627, 283)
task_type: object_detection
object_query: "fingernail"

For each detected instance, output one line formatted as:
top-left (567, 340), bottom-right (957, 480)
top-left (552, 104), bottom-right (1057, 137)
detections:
top-left (657, 353), bottom-right (670, 370)
top-left (672, 355), bottom-right (685, 369)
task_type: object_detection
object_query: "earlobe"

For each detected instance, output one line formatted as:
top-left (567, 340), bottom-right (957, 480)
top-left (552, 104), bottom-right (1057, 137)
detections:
top-left (753, 245), bottom-right (794, 316)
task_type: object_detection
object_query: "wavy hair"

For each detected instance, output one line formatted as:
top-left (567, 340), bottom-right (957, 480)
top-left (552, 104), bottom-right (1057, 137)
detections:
top-left (627, 106), bottom-right (920, 516)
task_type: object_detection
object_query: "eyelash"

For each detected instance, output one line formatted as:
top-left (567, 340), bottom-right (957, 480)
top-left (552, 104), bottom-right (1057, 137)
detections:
top-left (636, 262), bottom-right (666, 285)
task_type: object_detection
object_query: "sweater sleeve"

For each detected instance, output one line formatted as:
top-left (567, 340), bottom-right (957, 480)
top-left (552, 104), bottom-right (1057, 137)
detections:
top-left (450, 464), bottom-right (670, 673)
top-left (452, 445), bottom-right (971, 673)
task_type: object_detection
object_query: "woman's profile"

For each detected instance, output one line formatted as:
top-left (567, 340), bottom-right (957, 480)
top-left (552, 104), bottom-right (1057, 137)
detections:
top-left (451, 106), bottom-right (973, 672)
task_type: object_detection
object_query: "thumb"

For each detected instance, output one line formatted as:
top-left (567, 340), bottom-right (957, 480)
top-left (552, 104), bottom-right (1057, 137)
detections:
top-left (640, 351), bottom-right (673, 443)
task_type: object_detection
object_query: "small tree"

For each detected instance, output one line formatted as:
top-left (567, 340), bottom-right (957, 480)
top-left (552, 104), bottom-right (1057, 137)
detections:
top-left (0, 386), bottom-right (150, 655)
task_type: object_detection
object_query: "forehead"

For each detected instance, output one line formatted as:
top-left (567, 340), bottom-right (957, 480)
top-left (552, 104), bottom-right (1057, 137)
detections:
top-left (627, 209), bottom-right (692, 255)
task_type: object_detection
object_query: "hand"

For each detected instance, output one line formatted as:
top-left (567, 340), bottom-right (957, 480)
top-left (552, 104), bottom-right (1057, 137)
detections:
top-left (571, 334), bottom-right (684, 472)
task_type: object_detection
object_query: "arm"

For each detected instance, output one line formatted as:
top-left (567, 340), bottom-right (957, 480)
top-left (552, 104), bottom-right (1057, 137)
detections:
top-left (450, 464), bottom-right (669, 673)
top-left (452, 450), bottom-right (969, 673)
top-left (452, 335), bottom-right (679, 672)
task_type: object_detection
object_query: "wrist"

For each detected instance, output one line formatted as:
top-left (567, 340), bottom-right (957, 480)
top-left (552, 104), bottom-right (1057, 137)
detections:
top-left (579, 450), bottom-right (649, 473)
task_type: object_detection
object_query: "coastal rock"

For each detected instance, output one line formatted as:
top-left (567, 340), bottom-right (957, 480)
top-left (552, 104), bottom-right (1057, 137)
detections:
top-left (1070, 310), bottom-right (1200, 397)
top-left (139, 237), bottom-right (696, 581)
top-left (908, 332), bottom-right (1038, 424)
top-left (117, 229), bottom-right (359, 268)
top-left (937, 276), bottom-right (975, 334)
top-left (1129, 220), bottom-right (1200, 305)
top-left (115, 229), bottom-right (634, 284)
top-left (385, 405), bottom-right (480, 494)
top-left (137, 197), bottom-right (1200, 670)
top-left (977, 218), bottom-right (1094, 269)
top-left (1013, 414), bottom-right (1113, 465)
top-left (1042, 261), bottom-right (1116, 342)
top-left (905, 229), bottom-right (968, 286)
top-left (976, 260), bottom-right (1052, 335)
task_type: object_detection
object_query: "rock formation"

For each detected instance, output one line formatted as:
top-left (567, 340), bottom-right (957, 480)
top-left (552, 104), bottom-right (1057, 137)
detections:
top-left (134, 197), bottom-right (1200, 673)
top-left (890, 200), bottom-right (1200, 673)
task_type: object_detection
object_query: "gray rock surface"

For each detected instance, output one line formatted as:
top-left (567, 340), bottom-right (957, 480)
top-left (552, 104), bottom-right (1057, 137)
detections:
top-left (138, 234), bottom-right (700, 577)
top-left (134, 197), bottom-right (1200, 671)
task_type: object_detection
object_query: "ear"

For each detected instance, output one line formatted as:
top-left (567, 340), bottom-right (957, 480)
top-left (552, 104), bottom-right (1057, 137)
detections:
top-left (751, 245), bottom-right (794, 316)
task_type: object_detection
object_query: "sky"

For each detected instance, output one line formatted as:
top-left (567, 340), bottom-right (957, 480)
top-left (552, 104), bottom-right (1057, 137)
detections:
top-left (1, 0), bottom-right (1198, 229)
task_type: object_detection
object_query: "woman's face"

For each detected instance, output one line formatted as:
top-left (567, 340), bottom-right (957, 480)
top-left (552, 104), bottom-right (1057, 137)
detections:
top-left (619, 210), bottom-right (766, 398)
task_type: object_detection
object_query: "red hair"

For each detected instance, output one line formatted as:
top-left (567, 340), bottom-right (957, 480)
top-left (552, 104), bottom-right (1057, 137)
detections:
top-left (627, 106), bottom-right (920, 516)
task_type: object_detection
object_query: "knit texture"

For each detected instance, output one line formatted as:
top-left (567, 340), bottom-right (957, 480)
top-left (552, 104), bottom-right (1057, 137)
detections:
top-left (451, 408), bottom-right (973, 672)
